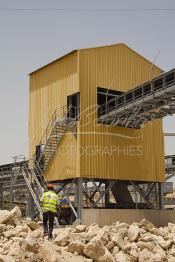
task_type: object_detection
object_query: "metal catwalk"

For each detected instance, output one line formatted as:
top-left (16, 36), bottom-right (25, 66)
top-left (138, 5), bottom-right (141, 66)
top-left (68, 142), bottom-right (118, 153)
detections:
top-left (99, 68), bottom-right (175, 128)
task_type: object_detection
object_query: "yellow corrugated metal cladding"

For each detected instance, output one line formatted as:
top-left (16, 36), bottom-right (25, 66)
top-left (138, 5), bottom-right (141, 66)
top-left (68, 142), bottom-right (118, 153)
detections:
top-left (29, 51), bottom-right (79, 181)
top-left (29, 43), bottom-right (165, 182)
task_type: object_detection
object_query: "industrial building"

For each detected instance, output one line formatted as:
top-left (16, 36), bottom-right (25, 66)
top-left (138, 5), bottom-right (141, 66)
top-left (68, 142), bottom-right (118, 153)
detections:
top-left (28, 43), bottom-right (169, 219)
top-left (29, 43), bottom-right (164, 182)
top-left (1, 43), bottom-right (175, 221)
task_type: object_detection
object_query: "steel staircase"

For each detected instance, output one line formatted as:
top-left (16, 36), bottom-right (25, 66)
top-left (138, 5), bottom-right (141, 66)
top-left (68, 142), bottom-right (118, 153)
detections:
top-left (21, 159), bottom-right (47, 217)
top-left (17, 105), bottom-right (78, 218)
top-left (35, 105), bottom-right (78, 172)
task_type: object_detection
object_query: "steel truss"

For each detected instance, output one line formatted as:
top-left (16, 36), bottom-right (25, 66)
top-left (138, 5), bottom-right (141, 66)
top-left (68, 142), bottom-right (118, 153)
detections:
top-left (99, 68), bottom-right (175, 128)
top-left (52, 178), bottom-right (164, 222)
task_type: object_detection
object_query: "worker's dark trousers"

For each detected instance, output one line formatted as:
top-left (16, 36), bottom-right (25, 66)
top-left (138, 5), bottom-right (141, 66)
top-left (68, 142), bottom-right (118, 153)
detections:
top-left (43, 211), bottom-right (55, 238)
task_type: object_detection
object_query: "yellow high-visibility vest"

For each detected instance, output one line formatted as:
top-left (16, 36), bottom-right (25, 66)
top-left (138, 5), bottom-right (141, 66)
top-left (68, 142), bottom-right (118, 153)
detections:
top-left (42, 191), bottom-right (59, 213)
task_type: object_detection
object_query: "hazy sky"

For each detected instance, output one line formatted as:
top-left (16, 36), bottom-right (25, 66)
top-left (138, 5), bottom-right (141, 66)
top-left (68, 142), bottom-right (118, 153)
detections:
top-left (0, 0), bottom-right (175, 165)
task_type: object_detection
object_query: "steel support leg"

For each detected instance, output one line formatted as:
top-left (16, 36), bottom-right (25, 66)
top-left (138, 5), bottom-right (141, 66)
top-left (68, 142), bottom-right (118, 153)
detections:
top-left (0, 186), bottom-right (3, 209)
top-left (9, 172), bottom-right (14, 210)
top-left (76, 178), bottom-right (83, 222)
top-left (158, 182), bottom-right (164, 209)
top-left (26, 189), bottom-right (35, 218)
top-left (105, 181), bottom-right (110, 208)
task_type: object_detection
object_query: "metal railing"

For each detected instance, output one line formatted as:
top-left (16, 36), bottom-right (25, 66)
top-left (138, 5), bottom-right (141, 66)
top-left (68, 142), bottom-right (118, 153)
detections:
top-left (33, 105), bottom-right (79, 162)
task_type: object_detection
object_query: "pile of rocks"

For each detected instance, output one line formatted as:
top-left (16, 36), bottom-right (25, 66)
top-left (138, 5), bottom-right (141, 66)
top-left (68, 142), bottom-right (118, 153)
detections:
top-left (1, 207), bottom-right (175, 261)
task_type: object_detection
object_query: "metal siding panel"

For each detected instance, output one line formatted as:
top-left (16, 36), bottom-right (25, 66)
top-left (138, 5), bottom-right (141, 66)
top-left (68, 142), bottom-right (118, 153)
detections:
top-left (29, 52), bottom-right (79, 181)
top-left (79, 44), bottom-right (164, 182)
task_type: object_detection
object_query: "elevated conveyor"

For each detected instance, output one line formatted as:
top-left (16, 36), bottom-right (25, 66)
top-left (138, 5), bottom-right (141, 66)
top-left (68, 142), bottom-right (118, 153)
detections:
top-left (99, 68), bottom-right (175, 128)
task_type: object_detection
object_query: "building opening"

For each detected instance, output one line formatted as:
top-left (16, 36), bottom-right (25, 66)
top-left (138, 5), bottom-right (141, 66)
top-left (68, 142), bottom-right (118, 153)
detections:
top-left (97, 87), bottom-right (124, 117)
top-left (67, 92), bottom-right (80, 120)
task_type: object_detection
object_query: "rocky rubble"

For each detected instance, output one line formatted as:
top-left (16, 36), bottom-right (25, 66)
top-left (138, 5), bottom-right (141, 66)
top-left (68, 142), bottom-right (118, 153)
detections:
top-left (1, 207), bottom-right (175, 261)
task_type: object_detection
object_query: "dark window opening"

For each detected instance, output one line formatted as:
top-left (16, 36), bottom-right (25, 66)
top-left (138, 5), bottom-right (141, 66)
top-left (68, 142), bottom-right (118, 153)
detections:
top-left (118, 96), bottom-right (124, 106)
top-left (67, 92), bottom-right (80, 120)
top-left (165, 73), bottom-right (174, 84)
top-left (126, 92), bottom-right (133, 103)
top-left (97, 87), bottom-right (124, 117)
top-left (134, 88), bottom-right (142, 98)
top-left (143, 84), bottom-right (151, 95)
top-left (35, 144), bottom-right (45, 172)
top-left (172, 157), bottom-right (175, 166)
top-left (154, 78), bottom-right (163, 91)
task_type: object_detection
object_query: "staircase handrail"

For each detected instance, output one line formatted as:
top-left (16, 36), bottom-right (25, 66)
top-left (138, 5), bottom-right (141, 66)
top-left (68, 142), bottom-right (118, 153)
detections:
top-left (22, 158), bottom-right (46, 195)
top-left (33, 105), bottom-right (79, 161)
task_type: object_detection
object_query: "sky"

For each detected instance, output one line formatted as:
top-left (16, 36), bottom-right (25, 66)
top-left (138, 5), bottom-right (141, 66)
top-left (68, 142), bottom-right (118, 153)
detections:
top-left (0, 0), bottom-right (175, 165)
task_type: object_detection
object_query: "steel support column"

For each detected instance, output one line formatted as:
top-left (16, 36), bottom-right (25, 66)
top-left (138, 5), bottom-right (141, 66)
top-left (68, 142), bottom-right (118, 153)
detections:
top-left (158, 182), bottom-right (164, 209)
top-left (26, 189), bottom-right (35, 218)
top-left (9, 172), bottom-right (14, 210)
top-left (76, 178), bottom-right (83, 222)
top-left (105, 181), bottom-right (110, 207)
top-left (0, 186), bottom-right (3, 209)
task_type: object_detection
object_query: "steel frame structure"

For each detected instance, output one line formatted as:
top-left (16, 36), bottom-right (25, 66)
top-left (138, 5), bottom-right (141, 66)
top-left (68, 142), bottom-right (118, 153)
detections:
top-left (52, 178), bottom-right (164, 222)
top-left (99, 68), bottom-right (175, 128)
top-left (0, 161), bottom-right (29, 215)
top-left (0, 161), bottom-right (165, 221)
top-left (165, 155), bottom-right (175, 180)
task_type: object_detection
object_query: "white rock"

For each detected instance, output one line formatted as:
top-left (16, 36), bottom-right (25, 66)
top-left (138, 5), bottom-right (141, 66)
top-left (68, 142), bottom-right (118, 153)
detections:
top-left (137, 241), bottom-right (155, 251)
top-left (26, 239), bottom-right (39, 254)
top-left (114, 251), bottom-right (131, 262)
top-left (169, 245), bottom-right (175, 256)
top-left (106, 241), bottom-right (114, 251)
top-left (26, 219), bottom-right (40, 231)
top-left (0, 254), bottom-right (15, 262)
top-left (83, 240), bottom-right (115, 262)
top-left (112, 246), bottom-right (119, 255)
top-left (10, 206), bottom-right (21, 219)
top-left (128, 225), bottom-right (140, 242)
top-left (76, 225), bottom-right (87, 233)
top-left (26, 228), bottom-right (42, 240)
top-left (130, 246), bottom-right (138, 262)
top-left (55, 231), bottom-right (70, 247)
top-left (91, 227), bottom-right (109, 245)
top-left (168, 223), bottom-right (175, 233)
top-left (67, 240), bottom-right (85, 255)
top-left (138, 248), bottom-right (154, 262)
top-left (38, 242), bottom-right (62, 262)
top-left (85, 224), bottom-right (101, 241)
top-left (3, 224), bottom-right (28, 238)
top-left (153, 244), bottom-right (167, 261)
top-left (0, 210), bottom-right (12, 224)
top-left (3, 240), bottom-right (13, 250)
top-left (111, 233), bottom-right (124, 249)
top-left (24, 251), bottom-right (35, 259)
top-left (0, 225), bottom-right (6, 233)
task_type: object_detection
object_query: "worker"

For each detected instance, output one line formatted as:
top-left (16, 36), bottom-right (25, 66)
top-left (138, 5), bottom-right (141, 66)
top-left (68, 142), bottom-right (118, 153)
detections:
top-left (40, 184), bottom-right (60, 239)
